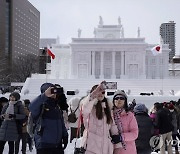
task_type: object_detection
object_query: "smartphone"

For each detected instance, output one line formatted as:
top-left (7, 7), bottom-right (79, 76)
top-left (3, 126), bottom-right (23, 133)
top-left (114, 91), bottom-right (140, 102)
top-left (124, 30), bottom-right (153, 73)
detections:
top-left (51, 87), bottom-right (64, 94)
top-left (104, 82), bottom-right (117, 89)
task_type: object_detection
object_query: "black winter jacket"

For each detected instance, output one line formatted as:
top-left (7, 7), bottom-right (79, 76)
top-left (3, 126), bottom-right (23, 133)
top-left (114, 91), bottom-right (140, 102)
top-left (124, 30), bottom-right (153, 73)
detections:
top-left (155, 108), bottom-right (173, 134)
top-left (135, 112), bottom-right (153, 154)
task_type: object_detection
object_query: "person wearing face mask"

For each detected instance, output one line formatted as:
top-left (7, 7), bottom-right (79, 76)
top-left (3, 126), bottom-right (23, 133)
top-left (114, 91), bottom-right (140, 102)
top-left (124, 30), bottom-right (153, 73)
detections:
top-left (80, 81), bottom-right (121, 154)
top-left (0, 92), bottom-right (26, 154)
top-left (112, 90), bottom-right (138, 154)
top-left (29, 83), bottom-right (68, 154)
top-left (168, 104), bottom-right (179, 154)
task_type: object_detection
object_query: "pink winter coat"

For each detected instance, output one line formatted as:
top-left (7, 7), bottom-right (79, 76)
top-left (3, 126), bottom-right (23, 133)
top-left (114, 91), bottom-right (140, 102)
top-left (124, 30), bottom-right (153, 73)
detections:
top-left (149, 112), bottom-right (159, 135)
top-left (81, 95), bottom-right (121, 154)
top-left (114, 110), bottom-right (138, 154)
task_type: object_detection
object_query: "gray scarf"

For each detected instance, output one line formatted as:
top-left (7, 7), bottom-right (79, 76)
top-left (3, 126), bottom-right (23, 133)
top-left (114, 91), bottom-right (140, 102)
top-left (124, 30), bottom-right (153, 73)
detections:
top-left (5, 101), bottom-right (17, 115)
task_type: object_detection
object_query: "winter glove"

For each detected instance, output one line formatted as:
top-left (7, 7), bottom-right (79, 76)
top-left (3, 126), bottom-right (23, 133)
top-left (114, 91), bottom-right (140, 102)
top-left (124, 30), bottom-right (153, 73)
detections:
top-left (1, 114), bottom-right (15, 120)
top-left (0, 114), bottom-right (5, 120)
top-left (62, 135), bottom-right (68, 150)
top-left (111, 134), bottom-right (122, 144)
top-left (9, 114), bottom-right (16, 119)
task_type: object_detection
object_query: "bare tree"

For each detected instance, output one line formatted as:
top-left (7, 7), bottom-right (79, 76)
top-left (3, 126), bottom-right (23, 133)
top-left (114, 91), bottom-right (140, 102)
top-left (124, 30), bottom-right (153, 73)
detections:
top-left (0, 54), bottom-right (11, 84)
top-left (11, 54), bottom-right (39, 82)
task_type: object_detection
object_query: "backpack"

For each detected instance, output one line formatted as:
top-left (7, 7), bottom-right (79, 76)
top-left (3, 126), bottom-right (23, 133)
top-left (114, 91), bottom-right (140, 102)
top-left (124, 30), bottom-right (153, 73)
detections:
top-left (68, 105), bottom-right (79, 123)
top-left (27, 104), bottom-right (45, 138)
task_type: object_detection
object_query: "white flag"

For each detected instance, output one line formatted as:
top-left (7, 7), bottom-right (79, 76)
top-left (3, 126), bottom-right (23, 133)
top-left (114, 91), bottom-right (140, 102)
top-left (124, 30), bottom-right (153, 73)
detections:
top-left (151, 44), bottom-right (162, 56)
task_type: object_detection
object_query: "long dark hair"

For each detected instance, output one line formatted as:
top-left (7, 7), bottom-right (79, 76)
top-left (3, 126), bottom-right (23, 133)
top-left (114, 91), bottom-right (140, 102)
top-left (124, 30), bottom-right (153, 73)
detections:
top-left (90, 85), bottom-right (113, 124)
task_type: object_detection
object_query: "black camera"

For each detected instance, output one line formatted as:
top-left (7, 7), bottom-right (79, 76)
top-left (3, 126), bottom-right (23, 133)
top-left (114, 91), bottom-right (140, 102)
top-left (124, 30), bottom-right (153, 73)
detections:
top-left (51, 87), bottom-right (63, 94)
top-left (9, 114), bottom-right (16, 119)
top-left (66, 91), bottom-right (75, 95)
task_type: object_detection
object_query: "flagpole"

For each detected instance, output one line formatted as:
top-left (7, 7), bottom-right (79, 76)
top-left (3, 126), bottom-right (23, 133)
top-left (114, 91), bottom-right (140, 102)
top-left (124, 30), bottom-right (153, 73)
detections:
top-left (46, 46), bottom-right (48, 83)
top-left (160, 36), bottom-right (164, 94)
top-left (161, 38), bottom-right (164, 94)
top-left (151, 36), bottom-right (163, 95)
top-left (161, 68), bottom-right (163, 94)
top-left (45, 45), bottom-right (55, 83)
top-left (162, 62), bottom-right (164, 96)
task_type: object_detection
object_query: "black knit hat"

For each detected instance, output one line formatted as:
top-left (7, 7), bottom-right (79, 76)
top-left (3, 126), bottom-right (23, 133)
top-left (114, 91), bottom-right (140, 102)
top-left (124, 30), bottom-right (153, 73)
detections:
top-left (40, 83), bottom-right (55, 93)
top-left (10, 92), bottom-right (21, 101)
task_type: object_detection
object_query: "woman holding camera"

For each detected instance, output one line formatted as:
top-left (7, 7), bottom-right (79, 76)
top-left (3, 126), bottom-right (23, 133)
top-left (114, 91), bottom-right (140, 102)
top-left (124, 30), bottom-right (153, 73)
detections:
top-left (80, 82), bottom-right (121, 154)
top-left (112, 90), bottom-right (138, 154)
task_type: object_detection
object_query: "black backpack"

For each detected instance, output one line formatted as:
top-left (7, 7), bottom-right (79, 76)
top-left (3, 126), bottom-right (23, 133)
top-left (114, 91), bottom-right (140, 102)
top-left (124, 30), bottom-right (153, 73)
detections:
top-left (68, 105), bottom-right (79, 123)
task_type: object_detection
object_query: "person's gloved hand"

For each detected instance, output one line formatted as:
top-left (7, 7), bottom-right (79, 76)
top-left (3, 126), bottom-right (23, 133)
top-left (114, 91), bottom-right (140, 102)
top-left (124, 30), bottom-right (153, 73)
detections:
top-left (62, 136), bottom-right (68, 150)
top-left (111, 134), bottom-right (122, 144)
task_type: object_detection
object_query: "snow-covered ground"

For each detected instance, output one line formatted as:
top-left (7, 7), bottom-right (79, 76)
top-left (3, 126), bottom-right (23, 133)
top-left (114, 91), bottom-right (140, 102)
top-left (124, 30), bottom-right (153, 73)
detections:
top-left (3, 134), bottom-right (78, 154)
top-left (3, 139), bottom-right (76, 154)
top-left (2, 135), bottom-right (180, 154)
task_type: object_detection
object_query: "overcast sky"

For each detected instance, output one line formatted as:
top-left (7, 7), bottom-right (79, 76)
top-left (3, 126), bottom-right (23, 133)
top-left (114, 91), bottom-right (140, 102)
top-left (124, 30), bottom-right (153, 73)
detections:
top-left (29, 0), bottom-right (180, 55)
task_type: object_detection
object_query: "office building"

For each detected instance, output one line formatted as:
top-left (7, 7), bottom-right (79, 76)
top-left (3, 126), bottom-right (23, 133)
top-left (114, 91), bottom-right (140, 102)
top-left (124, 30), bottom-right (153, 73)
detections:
top-left (160, 21), bottom-right (176, 61)
top-left (0, 0), bottom-right (40, 84)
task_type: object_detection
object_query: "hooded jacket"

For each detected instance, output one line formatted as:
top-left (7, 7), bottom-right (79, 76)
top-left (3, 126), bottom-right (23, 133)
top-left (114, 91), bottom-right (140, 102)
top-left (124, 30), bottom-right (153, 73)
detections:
top-left (29, 83), bottom-right (68, 149)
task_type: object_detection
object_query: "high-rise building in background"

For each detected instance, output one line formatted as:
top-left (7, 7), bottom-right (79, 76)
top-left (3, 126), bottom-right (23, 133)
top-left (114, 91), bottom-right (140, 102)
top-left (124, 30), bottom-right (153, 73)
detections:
top-left (0, 0), bottom-right (40, 84)
top-left (160, 21), bottom-right (176, 62)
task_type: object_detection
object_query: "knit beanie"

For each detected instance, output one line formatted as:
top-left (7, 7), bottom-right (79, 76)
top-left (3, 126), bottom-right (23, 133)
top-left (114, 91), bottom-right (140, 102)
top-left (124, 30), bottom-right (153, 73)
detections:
top-left (134, 103), bottom-right (148, 113)
top-left (40, 83), bottom-right (55, 93)
top-left (169, 104), bottom-right (174, 110)
top-left (113, 90), bottom-right (127, 99)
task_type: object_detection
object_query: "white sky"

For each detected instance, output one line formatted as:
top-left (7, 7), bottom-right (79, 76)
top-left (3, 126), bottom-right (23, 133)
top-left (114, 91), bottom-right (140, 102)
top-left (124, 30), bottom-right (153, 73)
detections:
top-left (29, 0), bottom-right (180, 55)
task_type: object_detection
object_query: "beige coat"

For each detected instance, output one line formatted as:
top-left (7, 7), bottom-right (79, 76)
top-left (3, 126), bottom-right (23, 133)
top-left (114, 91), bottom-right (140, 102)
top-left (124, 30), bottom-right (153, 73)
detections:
top-left (68, 97), bottom-right (81, 128)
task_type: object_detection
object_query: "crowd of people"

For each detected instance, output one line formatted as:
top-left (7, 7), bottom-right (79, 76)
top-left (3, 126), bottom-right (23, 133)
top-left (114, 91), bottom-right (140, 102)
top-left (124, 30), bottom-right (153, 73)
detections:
top-left (0, 81), bottom-right (180, 154)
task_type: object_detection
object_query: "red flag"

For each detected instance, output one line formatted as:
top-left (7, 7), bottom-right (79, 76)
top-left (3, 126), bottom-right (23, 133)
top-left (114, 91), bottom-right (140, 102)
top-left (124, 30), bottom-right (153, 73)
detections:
top-left (151, 44), bottom-right (162, 56)
top-left (47, 48), bottom-right (55, 59)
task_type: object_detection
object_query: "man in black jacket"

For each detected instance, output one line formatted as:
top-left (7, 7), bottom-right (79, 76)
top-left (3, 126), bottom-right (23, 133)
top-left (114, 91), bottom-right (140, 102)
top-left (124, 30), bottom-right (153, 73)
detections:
top-left (134, 103), bottom-right (153, 154)
top-left (29, 83), bottom-right (68, 154)
top-left (154, 102), bottom-right (173, 154)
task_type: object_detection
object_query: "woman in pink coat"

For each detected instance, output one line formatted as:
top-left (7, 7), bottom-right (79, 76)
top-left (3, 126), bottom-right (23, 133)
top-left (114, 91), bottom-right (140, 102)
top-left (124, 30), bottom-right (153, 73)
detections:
top-left (112, 90), bottom-right (138, 154)
top-left (80, 82), bottom-right (121, 154)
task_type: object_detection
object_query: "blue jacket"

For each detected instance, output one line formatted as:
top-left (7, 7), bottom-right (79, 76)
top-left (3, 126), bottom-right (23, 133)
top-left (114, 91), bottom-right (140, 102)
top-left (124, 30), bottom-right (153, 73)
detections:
top-left (29, 93), bottom-right (68, 149)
